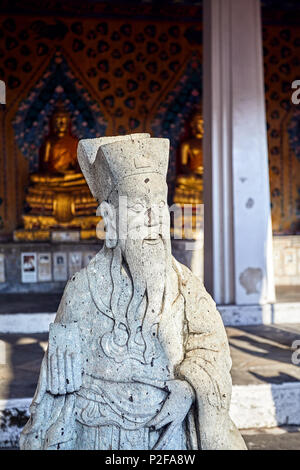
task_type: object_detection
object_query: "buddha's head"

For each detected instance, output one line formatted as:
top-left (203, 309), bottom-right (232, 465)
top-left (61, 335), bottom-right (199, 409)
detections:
top-left (191, 112), bottom-right (204, 138)
top-left (51, 103), bottom-right (71, 136)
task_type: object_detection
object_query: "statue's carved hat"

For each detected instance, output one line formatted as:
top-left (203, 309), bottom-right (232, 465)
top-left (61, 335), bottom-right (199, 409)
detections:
top-left (77, 134), bottom-right (170, 202)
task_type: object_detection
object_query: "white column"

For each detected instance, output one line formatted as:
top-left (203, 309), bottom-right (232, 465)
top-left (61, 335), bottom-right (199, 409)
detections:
top-left (203, 0), bottom-right (275, 305)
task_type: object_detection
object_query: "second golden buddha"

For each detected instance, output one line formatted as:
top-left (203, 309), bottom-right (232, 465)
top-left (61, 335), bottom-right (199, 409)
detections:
top-left (174, 111), bottom-right (204, 205)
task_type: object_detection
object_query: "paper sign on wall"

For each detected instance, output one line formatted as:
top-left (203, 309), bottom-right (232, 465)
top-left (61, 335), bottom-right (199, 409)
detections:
top-left (38, 253), bottom-right (52, 282)
top-left (21, 252), bottom-right (37, 283)
top-left (53, 252), bottom-right (68, 281)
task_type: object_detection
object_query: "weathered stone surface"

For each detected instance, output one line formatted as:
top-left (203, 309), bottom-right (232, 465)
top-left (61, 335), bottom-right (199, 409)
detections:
top-left (20, 134), bottom-right (246, 450)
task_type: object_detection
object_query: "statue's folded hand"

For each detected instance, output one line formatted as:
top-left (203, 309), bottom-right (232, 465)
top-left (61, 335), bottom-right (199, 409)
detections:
top-left (133, 376), bottom-right (194, 450)
top-left (47, 322), bottom-right (82, 395)
top-left (132, 376), bottom-right (194, 429)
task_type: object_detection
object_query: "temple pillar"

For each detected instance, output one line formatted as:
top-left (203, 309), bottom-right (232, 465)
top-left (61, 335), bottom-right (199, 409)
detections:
top-left (203, 0), bottom-right (275, 305)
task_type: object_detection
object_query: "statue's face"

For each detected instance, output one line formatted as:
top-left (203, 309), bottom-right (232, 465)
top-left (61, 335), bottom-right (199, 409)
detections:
top-left (106, 173), bottom-right (170, 249)
top-left (192, 116), bottom-right (204, 137)
top-left (53, 114), bottom-right (69, 134)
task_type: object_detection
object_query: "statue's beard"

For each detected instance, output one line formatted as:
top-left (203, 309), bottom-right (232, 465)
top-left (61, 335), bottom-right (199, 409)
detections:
top-left (120, 234), bottom-right (172, 363)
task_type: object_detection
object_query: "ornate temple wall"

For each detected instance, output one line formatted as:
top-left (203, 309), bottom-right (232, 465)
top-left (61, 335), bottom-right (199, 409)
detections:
top-left (263, 25), bottom-right (300, 235)
top-left (0, 13), bottom-right (299, 238)
top-left (0, 15), bottom-right (202, 237)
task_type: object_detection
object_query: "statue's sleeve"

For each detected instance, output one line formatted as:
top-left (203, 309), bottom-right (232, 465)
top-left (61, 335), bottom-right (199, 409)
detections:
top-left (46, 269), bottom-right (88, 395)
top-left (20, 270), bottom-right (87, 450)
top-left (176, 271), bottom-right (246, 450)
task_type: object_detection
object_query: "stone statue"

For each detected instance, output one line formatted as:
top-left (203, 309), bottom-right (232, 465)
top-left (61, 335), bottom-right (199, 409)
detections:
top-left (20, 134), bottom-right (246, 450)
top-left (174, 112), bottom-right (204, 205)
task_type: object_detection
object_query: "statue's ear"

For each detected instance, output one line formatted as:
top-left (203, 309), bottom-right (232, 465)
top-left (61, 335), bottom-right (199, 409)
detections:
top-left (99, 201), bottom-right (117, 249)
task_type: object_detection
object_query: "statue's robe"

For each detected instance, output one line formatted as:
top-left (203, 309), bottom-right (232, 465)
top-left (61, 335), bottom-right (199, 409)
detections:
top-left (20, 247), bottom-right (246, 450)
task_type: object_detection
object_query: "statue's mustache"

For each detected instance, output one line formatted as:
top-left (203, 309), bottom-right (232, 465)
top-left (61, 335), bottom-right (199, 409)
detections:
top-left (143, 234), bottom-right (162, 246)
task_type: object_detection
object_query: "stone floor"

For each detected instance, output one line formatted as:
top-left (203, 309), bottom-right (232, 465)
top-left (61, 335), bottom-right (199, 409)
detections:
top-left (0, 333), bottom-right (47, 399)
top-left (0, 281), bottom-right (299, 449)
top-left (242, 426), bottom-right (300, 450)
top-left (1, 427), bottom-right (300, 451)
top-left (0, 323), bottom-right (300, 449)
top-left (228, 324), bottom-right (300, 385)
top-left (0, 324), bottom-right (300, 400)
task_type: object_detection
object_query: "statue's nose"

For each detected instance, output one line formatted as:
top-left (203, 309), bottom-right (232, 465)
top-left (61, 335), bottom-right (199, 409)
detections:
top-left (145, 207), bottom-right (157, 227)
top-left (145, 208), bottom-right (152, 226)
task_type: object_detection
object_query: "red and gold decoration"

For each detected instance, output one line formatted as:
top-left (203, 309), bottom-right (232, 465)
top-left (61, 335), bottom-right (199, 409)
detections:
top-left (0, 11), bottom-right (299, 238)
top-left (0, 15), bottom-right (203, 238)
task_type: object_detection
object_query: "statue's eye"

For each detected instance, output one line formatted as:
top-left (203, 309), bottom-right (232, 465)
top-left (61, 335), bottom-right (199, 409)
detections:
top-left (159, 201), bottom-right (165, 208)
top-left (131, 203), bottom-right (144, 212)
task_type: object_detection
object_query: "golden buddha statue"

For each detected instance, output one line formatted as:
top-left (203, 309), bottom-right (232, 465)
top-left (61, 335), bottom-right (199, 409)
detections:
top-left (15, 103), bottom-right (100, 241)
top-left (39, 105), bottom-right (79, 174)
top-left (172, 111), bottom-right (204, 240)
top-left (174, 112), bottom-right (204, 205)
